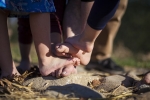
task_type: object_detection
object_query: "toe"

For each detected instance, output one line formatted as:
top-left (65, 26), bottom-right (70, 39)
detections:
top-left (56, 43), bottom-right (79, 57)
top-left (71, 57), bottom-right (80, 66)
top-left (55, 43), bottom-right (71, 57)
top-left (66, 57), bottom-right (80, 66)
top-left (51, 71), bottom-right (56, 77)
top-left (55, 68), bottom-right (63, 78)
top-left (56, 43), bottom-right (69, 53)
top-left (61, 65), bottom-right (77, 77)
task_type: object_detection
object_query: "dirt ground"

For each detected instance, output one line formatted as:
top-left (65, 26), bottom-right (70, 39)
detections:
top-left (0, 64), bottom-right (150, 100)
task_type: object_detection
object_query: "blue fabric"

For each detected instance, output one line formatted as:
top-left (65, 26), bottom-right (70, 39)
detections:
top-left (0, 0), bottom-right (55, 17)
top-left (0, 0), bottom-right (5, 8)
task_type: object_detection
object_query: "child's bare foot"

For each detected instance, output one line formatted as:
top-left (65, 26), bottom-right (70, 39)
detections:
top-left (135, 71), bottom-right (150, 87)
top-left (142, 71), bottom-right (150, 85)
top-left (63, 35), bottom-right (94, 53)
top-left (39, 55), bottom-right (80, 76)
top-left (51, 64), bottom-right (77, 78)
top-left (1, 63), bottom-right (20, 78)
top-left (61, 65), bottom-right (77, 77)
top-left (55, 42), bottom-right (92, 65)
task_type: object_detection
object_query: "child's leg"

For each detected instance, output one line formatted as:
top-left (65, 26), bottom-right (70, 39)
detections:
top-left (18, 43), bottom-right (32, 72)
top-left (0, 10), bottom-right (20, 77)
top-left (17, 18), bottom-right (32, 73)
top-left (29, 13), bottom-right (79, 76)
top-left (55, 0), bottom-right (96, 65)
top-left (50, 0), bottom-right (77, 77)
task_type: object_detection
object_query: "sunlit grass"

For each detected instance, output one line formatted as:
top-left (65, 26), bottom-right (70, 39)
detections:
top-left (113, 57), bottom-right (150, 68)
top-left (11, 43), bottom-right (38, 64)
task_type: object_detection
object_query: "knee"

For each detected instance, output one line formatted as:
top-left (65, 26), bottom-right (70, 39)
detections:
top-left (110, 0), bottom-right (128, 22)
top-left (119, 0), bottom-right (128, 12)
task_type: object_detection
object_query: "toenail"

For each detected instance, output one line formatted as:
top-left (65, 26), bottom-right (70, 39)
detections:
top-left (62, 71), bottom-right (66, 75)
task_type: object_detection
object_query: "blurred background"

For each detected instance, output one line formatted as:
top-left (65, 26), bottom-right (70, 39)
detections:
top-left (8, 0), bottom-right (150, 68)
top-left (113, 0), bottom-right (150, 68)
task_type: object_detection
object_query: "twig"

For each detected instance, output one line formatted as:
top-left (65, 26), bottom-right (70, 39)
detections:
top-left (112, 85), bottom-right (121, 95)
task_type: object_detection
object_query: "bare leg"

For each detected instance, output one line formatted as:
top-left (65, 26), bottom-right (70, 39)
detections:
top-left (80, 1), bottom-right (94, 32)
top-left (91, 0), bottom-right (128, 61)
top-left (63, 0), bottom-right (81, 39)
top-left (0, 10), bottom-right (20, 77)
top-left (49, 0), bottom-right (78, 77)
top-left (17, 18), bottom-right (33, 73)
top-left (85, 0), bottom-right (128, 74)
top-left (29, 13), bottom-right (79, 76)
top-left (63, 0), bottom-right (95, 50)
top-left (17, 43), bottom-right (32, 73)
top-left (55, 0), bottom-right (94, 65)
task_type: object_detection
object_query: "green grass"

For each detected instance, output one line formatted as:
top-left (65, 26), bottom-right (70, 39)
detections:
top-left (113, 57), bottom-right (150, 68)
top-left (11, 43), bottom-right (38, 64)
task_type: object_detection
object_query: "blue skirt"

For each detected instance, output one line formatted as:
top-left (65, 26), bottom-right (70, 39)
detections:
top-left (0, 0), bottom-right (55, 17)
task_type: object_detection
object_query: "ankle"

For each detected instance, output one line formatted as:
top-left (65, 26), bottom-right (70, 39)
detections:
top-left (21, 56), bottom-right (31, 62)
top-left (78, 39), bottom-right (94, 52)
top-left (1, 67), bottom-right (19, 77)
top-left (38, 56), bottom-right (52, 67)
top-left (20, 59), bottom-right (31, 63)
top-left (85, 42), bottom-right (94, 52)
top-left (78, 34), bottom-right (94, 52)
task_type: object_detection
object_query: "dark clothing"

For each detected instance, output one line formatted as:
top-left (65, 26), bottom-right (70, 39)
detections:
top-left (87, 0), bottom-right (120, 30)
top-left (18, 18), bottom-right (32, 44)
top-left (81, 0), bottom-right (94, 2)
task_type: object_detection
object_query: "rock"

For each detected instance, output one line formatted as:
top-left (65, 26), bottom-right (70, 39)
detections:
top-left (23, 73), bottom-right (104, 98)
top-left (23, 73), bottom-right (101, 90)
top-left (126, 91), bottom-right (150, 100)
top-left (95, 75), bottom-right (134, 96)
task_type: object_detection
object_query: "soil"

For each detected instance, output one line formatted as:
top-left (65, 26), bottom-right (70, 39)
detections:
top-left (0, 65), bottom-right (150, 100)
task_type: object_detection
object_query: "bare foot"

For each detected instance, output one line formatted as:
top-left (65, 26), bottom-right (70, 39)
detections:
top-left (61, 65), bottom-right (77, 77)
top-left (65, 34), bottom-right (94, 53)
top-left (55, 42), bottom-right (92, 65)
top-left (51, 64), bottom-right (77, 78)
top-left (135, 71), bottom-right (150, 87)
top-left (1, 63), bottom-right (20, 78)
top-left (39, 55), bottom-right (80, 76)
top-left (142, 71), bottom-right (150, 85)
